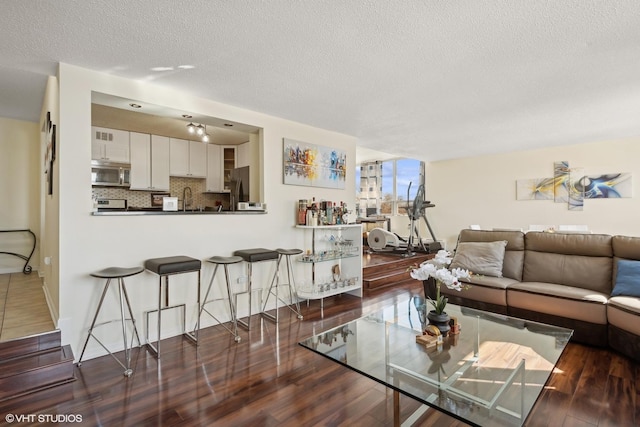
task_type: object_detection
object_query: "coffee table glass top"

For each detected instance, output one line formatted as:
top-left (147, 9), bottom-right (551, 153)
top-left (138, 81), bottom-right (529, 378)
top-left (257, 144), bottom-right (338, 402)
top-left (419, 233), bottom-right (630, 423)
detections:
top-left (299, 299), bottom-right (573, 426)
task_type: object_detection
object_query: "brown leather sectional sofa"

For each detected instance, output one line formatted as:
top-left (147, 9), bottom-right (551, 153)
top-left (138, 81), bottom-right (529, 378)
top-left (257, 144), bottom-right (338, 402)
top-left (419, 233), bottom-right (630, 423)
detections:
top-left (441, 229), bottom-right (640, 362)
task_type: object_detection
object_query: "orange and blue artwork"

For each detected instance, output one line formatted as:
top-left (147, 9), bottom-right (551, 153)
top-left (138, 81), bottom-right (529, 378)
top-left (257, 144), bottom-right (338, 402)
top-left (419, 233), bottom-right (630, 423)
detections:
top-left (283, 138), bottom-right (346, 189)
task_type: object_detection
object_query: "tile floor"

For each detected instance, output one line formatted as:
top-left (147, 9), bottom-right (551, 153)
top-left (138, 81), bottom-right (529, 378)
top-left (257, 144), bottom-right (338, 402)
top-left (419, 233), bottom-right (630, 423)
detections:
top-left (0, 273), bottom-right (55, 341)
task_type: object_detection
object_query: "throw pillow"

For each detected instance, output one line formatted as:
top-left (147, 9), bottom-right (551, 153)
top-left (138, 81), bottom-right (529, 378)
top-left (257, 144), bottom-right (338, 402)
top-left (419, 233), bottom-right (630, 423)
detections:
top-left (611, 259), bottom-right (640, 297)
top-left (450, 240), bottom-right (508, 277)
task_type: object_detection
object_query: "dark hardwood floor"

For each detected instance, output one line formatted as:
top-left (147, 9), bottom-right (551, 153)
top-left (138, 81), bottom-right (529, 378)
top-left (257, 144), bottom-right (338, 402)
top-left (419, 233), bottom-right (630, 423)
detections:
top-left (0, 279), bottom-right (637, 426)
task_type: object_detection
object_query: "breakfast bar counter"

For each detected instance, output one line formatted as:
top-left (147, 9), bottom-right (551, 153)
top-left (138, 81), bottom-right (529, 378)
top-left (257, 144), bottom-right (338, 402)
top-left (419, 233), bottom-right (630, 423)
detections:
top-left (92, 209), bottom-right (267, 216)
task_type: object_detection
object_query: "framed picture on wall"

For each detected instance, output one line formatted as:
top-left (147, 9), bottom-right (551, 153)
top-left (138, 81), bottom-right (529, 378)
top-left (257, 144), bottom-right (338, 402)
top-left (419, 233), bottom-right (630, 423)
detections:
top-left (282, 138), bottom-right (347, 189)
top-left (43, 114), bottom-right (55, 196)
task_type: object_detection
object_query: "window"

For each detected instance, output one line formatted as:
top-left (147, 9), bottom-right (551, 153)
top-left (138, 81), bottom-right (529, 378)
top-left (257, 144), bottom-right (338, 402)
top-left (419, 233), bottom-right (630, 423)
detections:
top-left (357, 158), bottom-right (424, 216)
top-left (356, 162), bottom-right (382, 217)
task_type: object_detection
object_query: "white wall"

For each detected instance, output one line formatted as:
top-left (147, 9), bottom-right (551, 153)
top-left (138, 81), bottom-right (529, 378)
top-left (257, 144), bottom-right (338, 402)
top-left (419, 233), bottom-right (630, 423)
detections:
top-left (426, 138), bottom-right (640, 249)
top-left (56, 64), bottom-right (357, 360)
top-left (0, 117), bottom-right (40, 273)
top-left (39, 76), bottom-right (60, 321)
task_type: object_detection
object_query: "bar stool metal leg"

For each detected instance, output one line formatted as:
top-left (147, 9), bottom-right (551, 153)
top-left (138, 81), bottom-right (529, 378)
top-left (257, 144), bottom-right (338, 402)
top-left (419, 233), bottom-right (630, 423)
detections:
top-left (143, 256), bottom-right (202, 359)
top-left (199, 256), bottom-right (243, 343)
top-left (262, 255), bottom-right (283, 323)
top-left (284, 253), bottom-right (303, 318)
top-left (232, 248), bottom-right (279, 331)
top-left (78, 266), bottom-right (143, 377)
top-left (262, 249), bottom-right (304, 323)
top-left (146, 271), bottom-right (201, 358)
top-left (78, 278), bottom-right (112, 364)
top-left (237, 262), bottom-right (254, 331)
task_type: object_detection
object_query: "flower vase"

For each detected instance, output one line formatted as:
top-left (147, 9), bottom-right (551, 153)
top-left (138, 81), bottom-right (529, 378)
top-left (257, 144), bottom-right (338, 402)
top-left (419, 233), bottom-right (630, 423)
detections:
top-left (427, 310), bottom-right (451, 337)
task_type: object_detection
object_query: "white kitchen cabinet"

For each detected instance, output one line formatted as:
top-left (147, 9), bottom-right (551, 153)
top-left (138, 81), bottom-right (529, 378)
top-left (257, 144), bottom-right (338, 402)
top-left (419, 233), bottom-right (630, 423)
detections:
top-left (205, 144), bottom-right (224, 192)
top-left (129, 132), bottom-right (170, 191)
top-left (296, 224), bottom-right (363, 305)
top-left (236, 142), bottom-right (250, 168)
top-left (206, 145), bottom-right (236, 192)
top-left (91, 126), bottom-right (130, 163)
top-left (169, 139), bottom-right (207, 178)
top-left (222, 146), bottom-right (237, 191)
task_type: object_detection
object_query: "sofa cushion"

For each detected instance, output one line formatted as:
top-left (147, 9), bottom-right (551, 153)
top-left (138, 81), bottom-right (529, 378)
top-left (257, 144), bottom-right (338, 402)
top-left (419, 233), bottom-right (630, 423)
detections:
top-left (525, 232), bottom-right (613, 257)
top-left (612, 235), bottom-right (640, 260)
top-left (611, 260), bottom-right (640, 297)
top-left (608, 296), bottom-right (640, 335)
top-left (523, 251), bottom-right (612, 294)
top-left (450, 240), bottom-right (507, 277)
top-left (457, 229), bottom-right (525, 281)
top-left (441, 276), bottom-right (519, 307)
top-left (523, 232), bottom-right (613, 294)
top-left (507, 282), bottom-right (608, 324)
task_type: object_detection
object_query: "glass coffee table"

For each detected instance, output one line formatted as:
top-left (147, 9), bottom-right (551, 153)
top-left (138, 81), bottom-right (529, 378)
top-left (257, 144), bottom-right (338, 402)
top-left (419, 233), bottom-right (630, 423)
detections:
top-left (299, 300), bottom-right (572, 427)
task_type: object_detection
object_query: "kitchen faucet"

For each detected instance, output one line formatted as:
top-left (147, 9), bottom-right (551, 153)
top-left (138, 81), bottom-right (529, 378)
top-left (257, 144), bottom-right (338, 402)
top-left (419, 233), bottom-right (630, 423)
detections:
top-left (183, 186), bottom-right (192, 211)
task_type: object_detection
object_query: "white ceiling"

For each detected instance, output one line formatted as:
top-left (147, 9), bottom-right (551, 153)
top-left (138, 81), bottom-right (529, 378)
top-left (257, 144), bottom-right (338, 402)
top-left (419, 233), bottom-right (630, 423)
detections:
top-left (2, 1), bottom-right (640, 161)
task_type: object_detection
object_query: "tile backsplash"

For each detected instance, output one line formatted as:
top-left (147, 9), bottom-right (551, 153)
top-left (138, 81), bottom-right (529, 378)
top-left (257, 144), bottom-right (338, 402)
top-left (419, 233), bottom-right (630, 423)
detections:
top-left (92, 177), bottom-right (230, 209)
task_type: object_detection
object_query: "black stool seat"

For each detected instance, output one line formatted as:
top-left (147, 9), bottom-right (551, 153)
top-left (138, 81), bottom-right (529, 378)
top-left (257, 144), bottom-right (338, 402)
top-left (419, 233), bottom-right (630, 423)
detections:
top-left (145, 256), bottom-right (201, 275)
top-left (91, 266), bottom-right (144, 279)
top-left (207, 255), bottom-right (244, 265)
top-left (276, 248), bottom-right (303, 256)
top-left (233, 248), bottom-right (278, 263)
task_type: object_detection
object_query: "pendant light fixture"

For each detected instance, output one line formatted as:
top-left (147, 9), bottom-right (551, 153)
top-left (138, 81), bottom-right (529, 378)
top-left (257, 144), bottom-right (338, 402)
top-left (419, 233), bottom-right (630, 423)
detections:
top-left (185, 121), bottom-right (210, 142)
top-left (202, 125), bottom-right (210, 143)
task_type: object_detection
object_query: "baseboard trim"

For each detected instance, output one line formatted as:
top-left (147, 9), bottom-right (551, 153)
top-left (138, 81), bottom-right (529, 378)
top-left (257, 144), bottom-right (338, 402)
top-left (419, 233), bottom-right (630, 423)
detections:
top-left (41, 281), bottom-right (59, 328)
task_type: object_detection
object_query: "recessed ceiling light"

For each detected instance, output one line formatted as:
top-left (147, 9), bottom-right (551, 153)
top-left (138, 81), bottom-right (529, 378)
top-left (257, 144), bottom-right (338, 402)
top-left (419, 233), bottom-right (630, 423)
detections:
top-left (224, 123), bottom-right (233, 127)
top-left (129, 103), bottom-right (142, 109)
top-left (182, 114), bottom-right (193, 119)
top-left (177, 65), bottom-right (195, 70)
top-left (151, 66), bottom-right (174, 72)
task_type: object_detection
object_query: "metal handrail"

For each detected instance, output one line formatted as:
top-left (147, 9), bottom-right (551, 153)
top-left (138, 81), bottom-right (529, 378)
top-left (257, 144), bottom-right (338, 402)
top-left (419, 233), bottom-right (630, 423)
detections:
top-left (0, 229), bottom-right (36, 274)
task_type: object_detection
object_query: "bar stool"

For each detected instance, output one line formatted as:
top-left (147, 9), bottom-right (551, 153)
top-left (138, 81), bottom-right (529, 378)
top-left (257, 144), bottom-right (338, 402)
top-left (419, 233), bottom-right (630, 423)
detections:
top-left (78, 266), bottom-right (144, 377)
top-left (232, 248), bottom-right (279, 331)
top-left (143, 256), bottom-right (201, 358)
top-left (262, 248), bottom-right (304, 323)
top-left (200, 255), bottom-right (244, 343)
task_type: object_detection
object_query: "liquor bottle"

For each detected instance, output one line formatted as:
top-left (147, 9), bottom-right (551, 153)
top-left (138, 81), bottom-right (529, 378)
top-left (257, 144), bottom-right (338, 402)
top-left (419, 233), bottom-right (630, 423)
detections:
top-left (297, 199), bottom-right (307, 225)
top-left (331, 202), bottom-right (337, 225)
top-left (306, 197), bottom-right (317, 226)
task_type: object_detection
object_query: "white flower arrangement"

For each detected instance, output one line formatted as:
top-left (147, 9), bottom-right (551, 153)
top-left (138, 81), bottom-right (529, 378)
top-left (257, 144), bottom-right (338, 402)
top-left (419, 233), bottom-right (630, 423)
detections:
top-left (410, 250), bottom-right (472, 314)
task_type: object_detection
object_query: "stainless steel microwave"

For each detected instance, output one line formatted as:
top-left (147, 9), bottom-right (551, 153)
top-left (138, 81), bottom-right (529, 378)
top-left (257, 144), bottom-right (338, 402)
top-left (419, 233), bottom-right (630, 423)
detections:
top-left (91, 161), bottom-right (130, 187)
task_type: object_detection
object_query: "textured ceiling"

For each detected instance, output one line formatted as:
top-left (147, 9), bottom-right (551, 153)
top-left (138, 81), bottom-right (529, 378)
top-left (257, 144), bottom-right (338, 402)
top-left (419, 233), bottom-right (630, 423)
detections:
top-left (1, 1), bottom-right (640, 161)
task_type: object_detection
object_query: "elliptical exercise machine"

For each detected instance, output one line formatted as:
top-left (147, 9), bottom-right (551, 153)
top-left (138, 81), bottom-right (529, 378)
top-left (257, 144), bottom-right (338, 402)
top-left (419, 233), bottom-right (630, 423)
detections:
top-left (403, 183), bottom-right (442, 256)
top-left (366, 182), bottom-right (442, 257)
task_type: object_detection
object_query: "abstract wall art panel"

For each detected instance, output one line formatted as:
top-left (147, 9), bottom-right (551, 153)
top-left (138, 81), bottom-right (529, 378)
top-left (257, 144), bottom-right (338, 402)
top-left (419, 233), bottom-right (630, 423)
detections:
top-left (516, 178), bottom-right (555, 200)
top-left (514, 161), bottom-right (632, 210)
top-left (283, 138), bottom-right (346, 189)
top-left (583, 173), bottom-right (632, 199)
top-left (568, 167), bottom-right (585, 211)
top-left (554, 160), bottom-right (569, 203)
